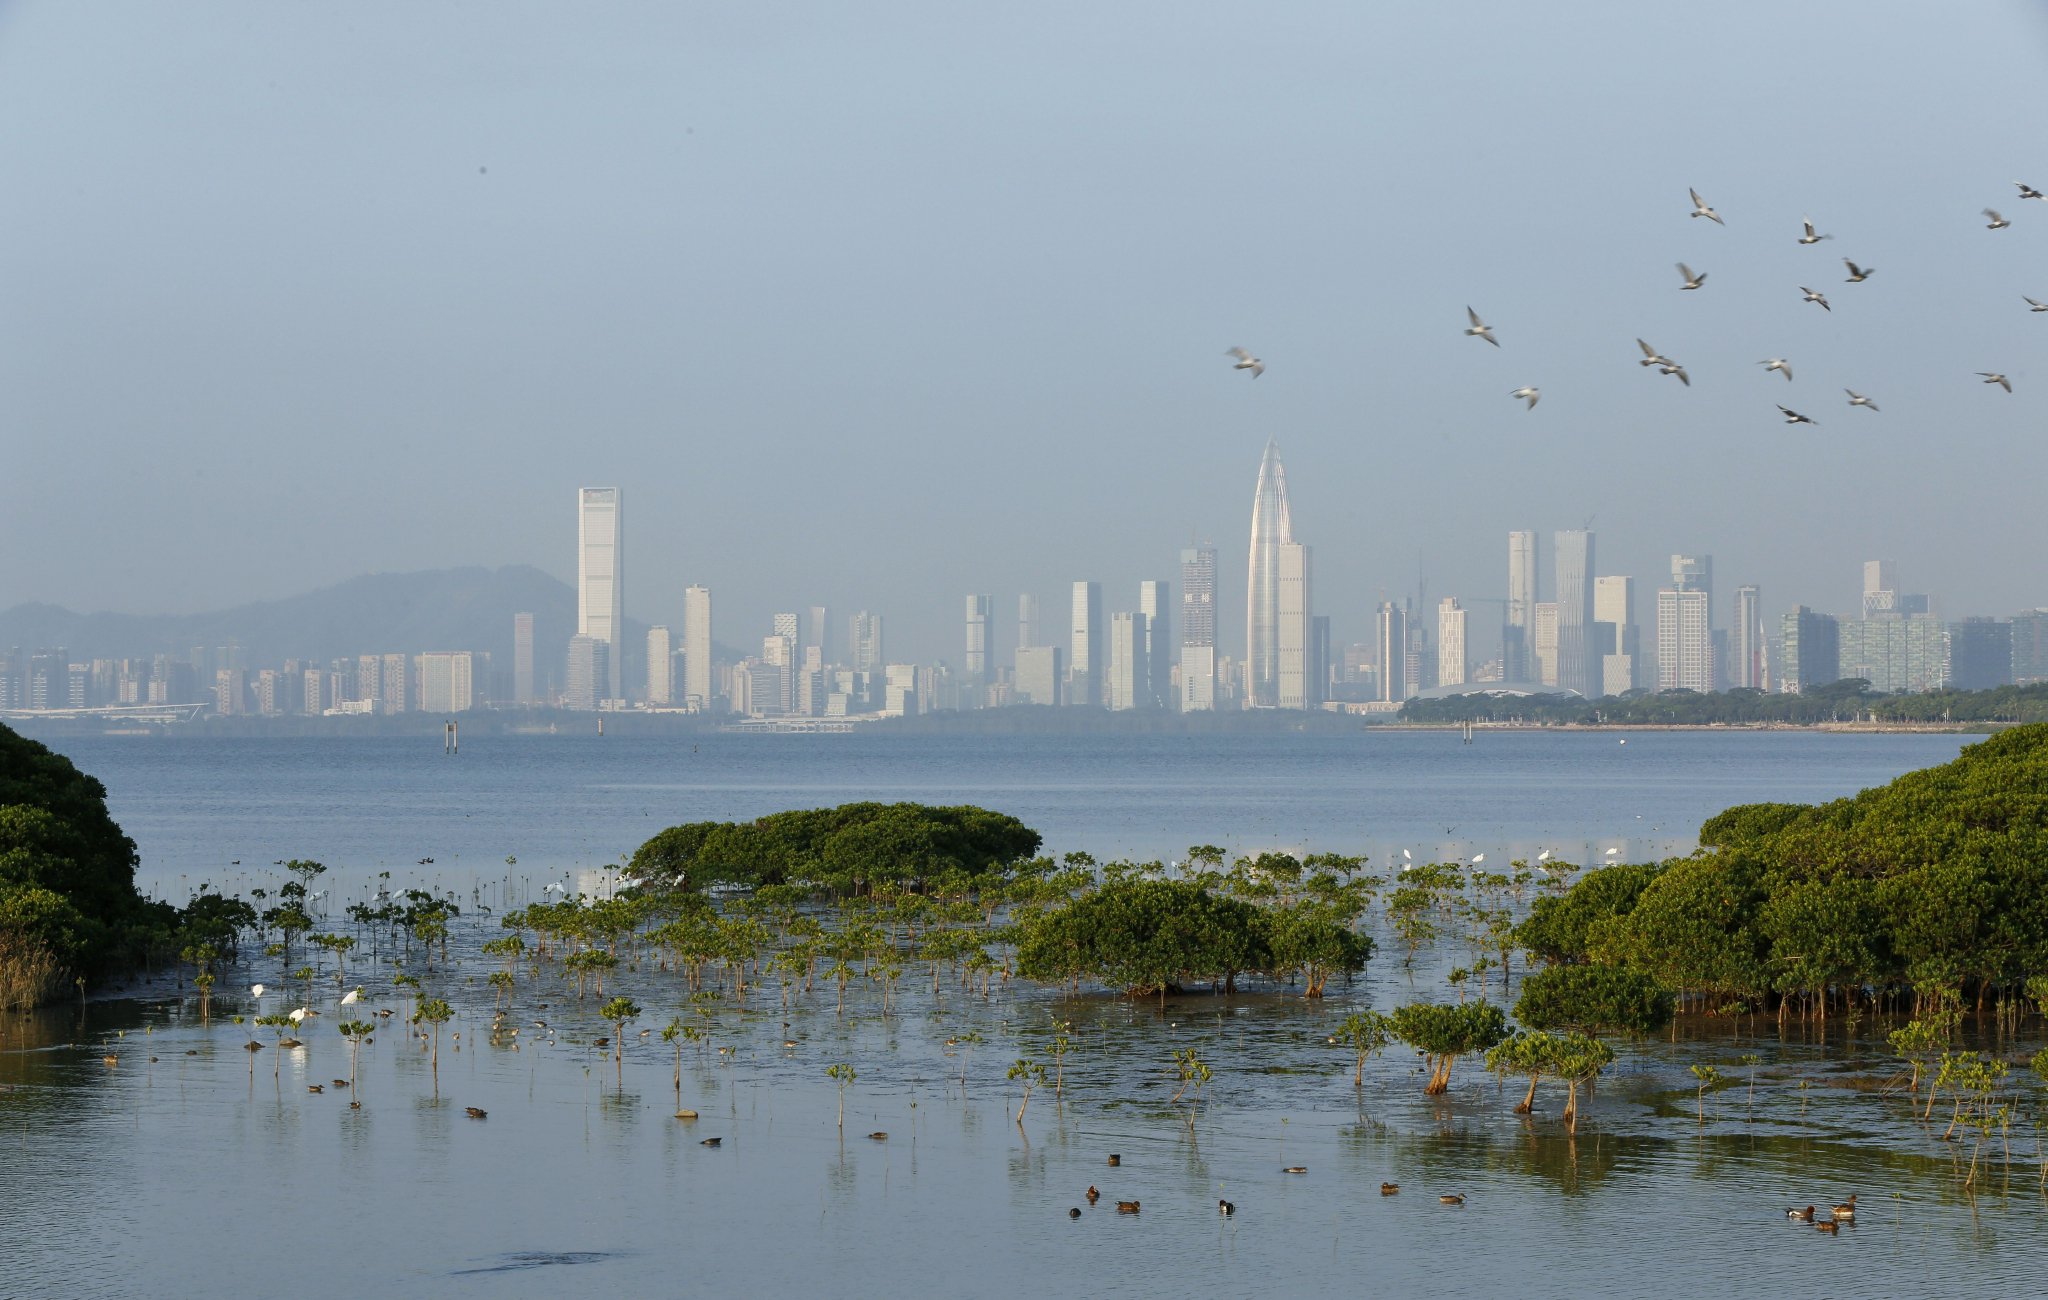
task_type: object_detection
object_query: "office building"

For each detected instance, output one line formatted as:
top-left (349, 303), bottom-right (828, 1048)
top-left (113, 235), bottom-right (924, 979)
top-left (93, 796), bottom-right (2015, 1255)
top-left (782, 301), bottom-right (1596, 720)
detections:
top-left (1106, 612), bottom-right (1148, 711)
top-left (965, 595), bottom-right (992, 687)
top-left (1534, 601), bottom-right (1560, 687)
top-left (1778, 606), bottom-right (1840, 693)
top-left (1505, 530), bottom-right (1536, 681)
top-left (418, 652), bottom-right (476, 713)
top-left (1180, 546), bottom-right (1217, 712)
top-left (565, 635), bottom-right (608, 711)
top-left (806, 606), bottom-right (831, 667)
top-left (1015, 645), bottom-right (1062, 706)
top-left (1863, 560), bottom-right (1896, 617)
top-left (1017, 594), bottom-right (1038, 656)
top-left (1553, 529), bottom-right (1595, 695)
top-left (1594, 575), bottom-right (1638, 695)
top-left (513, 612), bottom-right (535, 705)
top-left (1948, 618), bottom-right (2013, 690)
top-left (1437, 597), bottom-right (1467, 689)
top-left (577, 487), bottom-right (624, 702)
top-left (1731, 585), bottom-right (1764, 690)
top-left (1839, 613), bottom-right (1948, 693)
top-left (380, 653), bottom-right (409, 715)
top-left (683, 586), bottom-right (712, 707)
top-left (1656, 588), bottom-right (1714, 691)
top-left (2013, 609), bottom-right (2048, 684)
top-left (1245, 441), bottom-right (1295, 708)
top-left (1277, 542), bottom-right (1314, 709)
top-left (848, 611), bottom-right (884, 673)
top-left (1069, 580), bottom-right (1103, 706)
top-left (1139, 579), bottom-right (1172, 710)
top-left (646, 626), bottom-right (674, 704)
top-left (1377, 602), bottom-right (1409, 703)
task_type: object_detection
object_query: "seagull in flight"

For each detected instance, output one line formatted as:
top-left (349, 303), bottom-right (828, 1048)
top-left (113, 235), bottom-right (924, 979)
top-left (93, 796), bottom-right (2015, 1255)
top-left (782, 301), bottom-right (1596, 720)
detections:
top-left (2018, 182), bottom-right (2045, 200)
top-left (1676, 263), bottom-right (1707, 290)
top-left (1636, 338), bottom-right (1672, 367)
top-left (2025, 297), bottom-right (2047, 312)
top-left (1979, 371), bottom-right (2012, 392)
top-left (1984, 209), bottom-right (2012, 231)
top-left (1760, 358), bottom-right (1793, 381)
top-left (1225, 347), bottom-right (1264, 378)
top-left (1845, 389), bottom-right (1879, 411)
top-left (1511, 386), bottom-right (1540, 410)
top-left (1778, 405), bottom-right (1818, 425)
top-left (1464, 307), bottom-right (1500, 347)
top-left (1843, 259), bottom-right (1874, 283)
top-left (1659, 362), bottom-right (1690, 387)
top-left (1688, 188), bottom-right (1724, 225)
top-left (1798, 219), bottom-right (1832, 245)
top-left (1801, 286), bottom-right (1831, 311)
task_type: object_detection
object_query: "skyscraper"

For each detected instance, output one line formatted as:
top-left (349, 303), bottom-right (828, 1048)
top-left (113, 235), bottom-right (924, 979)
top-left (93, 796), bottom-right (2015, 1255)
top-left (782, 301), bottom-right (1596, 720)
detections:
top-left (1731, 585), bottom-right (1764, 690)
top-left (1594, 576), bottom-right (1638, 695)
top-left (577, 487), bottom-right (624, 702)
top-left (964, 595), bottom-right (992, 686)
top-left (1534, 602), bottom-right (1560, 686)
top-left (1437, 597), bottom-right (1467, 688)
top-left (1018, 594), bottom-right (1038, 654)
top-left (1070, 581), bottom-right (1103, 706)
top-left (1553, 529), bottom-right (1595, 695)
top-left (1277, 542), bottom-right (1314, 709)
top-left (850, 611), bottom-right (884, 672)
top-left (513, 611), bottom-right (535, 705)
top-left (565, 635), bottom-right (607, 710)
top-left (1015, 646), bottom-right (1062, 706)
top-left (683, 585), bottom-right (712, 708)
top-left (1245, 441), bottom-right (1294, 708)
top-left (1506, 530), bottom-right (1536, 681)
top-left (1779, 606), bottom-right (1840, 693)
top-left (1139, 579), bottom-right (1172, 710)
top-left (646, 626), bottom-right (674, 704)
top-left (1863, 560), bottom-right (1897, 617)
top-left (806, 606), bottom-right (830, 667)
top-left (1376, 601), bottom-right (1409, 703)
top-left (1948, 618), bottom-right (2012, 690)
top-left (1656, 588), bottom-right (1713, 691)
top-left (1106, 612), bottom-right (1148, 711)
top-left (1179, 546), bottom-right (1217, 712)
top-left (419, 652), bottom-right (476, 713)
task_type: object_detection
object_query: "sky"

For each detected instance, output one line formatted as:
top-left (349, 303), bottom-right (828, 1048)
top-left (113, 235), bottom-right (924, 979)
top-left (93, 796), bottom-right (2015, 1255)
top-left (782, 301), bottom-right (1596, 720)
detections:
top-left (4, 1), bottom-right (2047, 667)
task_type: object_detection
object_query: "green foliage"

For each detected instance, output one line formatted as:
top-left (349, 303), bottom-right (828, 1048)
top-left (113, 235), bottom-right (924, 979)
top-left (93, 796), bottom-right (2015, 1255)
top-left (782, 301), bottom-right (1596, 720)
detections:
top-left (1514, 964), bottom-right (1673, 1036)
top-left (629, 802), bottom-right (1041, 895)
top-left (1402, 681), bottom-right (2048, 727)
top-left (1514, 862), bottom-right (1660, 965)
top-left (1012, 879), bottom-right (1269, 999)
top-left (1389, 1001), bottom-right (1508, 1094)
top-left (1332, 1009), bottom-right (1394, 1087)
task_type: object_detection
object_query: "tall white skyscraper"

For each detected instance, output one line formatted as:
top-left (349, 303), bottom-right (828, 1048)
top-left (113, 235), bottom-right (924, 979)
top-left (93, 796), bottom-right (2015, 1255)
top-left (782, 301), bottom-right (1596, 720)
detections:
top-left (565, 635), bottom-right (607, 711)
top-left (850, 611), bottom-right (884, 672)
top-left (513, 611), bottom-right (535, 705)
top-left (1732, 584), bottom-right (1764, 690)
top-left (1506, 530), bottom-right (1536, 681)
top-left (646, 626), bottom-right (674, 704)
top-left (683, 585), bottom-right (712, 708)
top-left (805, 606), bottom-right (830, 666)
top-left (964, 594), bottom-right (992, 686)
top-left (1105, 612), bottom-right (1148, 711)
top-left (1437, 597), bottom-right (1467, 688)
top-left (1017, 593), bottom-right (1038, 654)
top-left (1657, 587), bottom-right (1714, 691)
top-left (1534, 601), bottom-right (1560, 686)
top-left (1246, 441), bottom-right (1295, 708)
top-left (1070, 581), bottom-right (1103, 706)
top-left (1138, 579), bottom-right (1171, 710)
top-left (1277, 542), bottom-right (1314, 709)
top-left (1179, 546), bottom-right (1216, 711)
top-left (1863, 560), bottom-right (1897, 617)
top-left (1376, 601), bottom-right (1409, 702)
top-left (577, 487), bottom-right (624, 702)
top-left (1594, 575), bottom-right (1639, 696)
top-left (1553, 529), bottom-right (1595, 695)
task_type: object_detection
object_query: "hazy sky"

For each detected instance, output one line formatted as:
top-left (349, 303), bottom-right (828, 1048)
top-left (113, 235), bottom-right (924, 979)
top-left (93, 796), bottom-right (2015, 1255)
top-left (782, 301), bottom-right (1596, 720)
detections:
top-left (5, 1), bottom-right (2046, 665)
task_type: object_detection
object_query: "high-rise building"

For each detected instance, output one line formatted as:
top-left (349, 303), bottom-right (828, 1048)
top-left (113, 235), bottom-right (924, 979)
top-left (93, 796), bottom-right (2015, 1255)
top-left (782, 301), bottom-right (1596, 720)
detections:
top-left (565, 635), bottom-right (608, 710)
top-left (513, 611), bottom-right (535, 705)
top-left (1179, 546), bottom-right (1217, 712)
top-left (1245, 441), bottom-right (1295, 708)
top-left (1015, 645), bottom-right (1062, 706)
top-left (1311, 615), bottom-right (1331, 704)
top-left (772, 611), bottom-right (799, 665)
top-left (1139, 580), bottom-right (1172, 710)
top-left (850, 611), bottom-right (884, 672)
top-left (1779, 606), bottom-right (1840, 693)
top-left (2013, 609), bottom-right (2048, 684)
top-left (381, 653), bottom-right (409, 714)
top-left (1017, 594), bottom-right (1038, 655)
top-left (418, 652), bottom-right (476, 713)
top-left (1534, 601), bottom-right (1560, 687)
top-left (646, 626), bottom-right (674, 704)
top-left (965, 595), bottom-right (992, 686)
top-left (302, 667), bottom-right (325, 716)
top-left (1594, 575), bottom-right (1638, 696)
top-left (761, 632), bottom-right (795, 714)
top-left (1656, 588), bottom-right (1714, 691)
top-left (1376, 602), bottom-right (1409, 703)
top-left (1106, 612), bottom-right (1148, 711)
top-left (683, 585), bottom-right (712, 707)
top-left (1553, 529), bottom-right (1595, 695)
top-left (1949, 618), bottom-right (2013, 690)
top-left (1731, 585), bottom-right (1764, 690)
top-left (1506, 530), bottom-right (1536, 681)
top-left (1437, 597), bottom-right (1467, 688)
top-left (577, 487), bottom-right (624, 702)
top-left (1069, 581), bottom-right (1103, 706)
top-left (1862, 560), bottom-right (1897, 617)
top-left (806, 606), bottom-right (830, 667)
top-left (1840, 613), bottom-right (1948, 693)
top-left (1277, 542), bottom-right (1314, 709)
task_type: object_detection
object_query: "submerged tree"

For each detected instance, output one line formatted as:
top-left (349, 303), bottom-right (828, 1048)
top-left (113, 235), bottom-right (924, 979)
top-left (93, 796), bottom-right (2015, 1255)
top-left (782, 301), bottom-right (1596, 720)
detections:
top-left (1391, 1002), bottom-right (1508, 1095)
top-left (827, 1062), bottom-right (856, 1130)
top-left (415, 997), bottom-right (452, 1098)
top-left (1007, 1057), bottom-right (1045, 1127)
top-left (337, 1019), bottom-right (373, 1096)
top-left (1332, 1010), bottom-right (1394, 1089)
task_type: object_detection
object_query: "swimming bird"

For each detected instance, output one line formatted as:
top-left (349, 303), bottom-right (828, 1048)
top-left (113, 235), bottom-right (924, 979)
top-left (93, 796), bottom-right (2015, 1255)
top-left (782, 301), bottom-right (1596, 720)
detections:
top-left (1464, 307), bottom-right (1499, 347)
top-left (466, 1106), bottom-right (487, 1119)
top-left (1107, 1154), bottom-right (1122, 1167)
top-left (1787, 1205), bottom-right (1815, 1222)
top-left (1440, 1194), bottom-right (1466, 1205)
top-left (1219, 1200), bottom-right (1236, 1216)
top-left (1677, 262), bottom-right (1707, 290)
top-left (1658, 363), bottom-right (1690, 387)
top-left (1282, 1166), bottom-right (1308, 1175)
top-left (1980, 371), bottom-right (2012, 392)
top-left (867, 1132), bottom-right (888, 1141)
top-left (1798, 219), bottom-right (1832, 245)
top-left (2026, 297), bottom-right (2047, 312)
top-left (102, 1054), bottom-right (119, 1067)
top-left (1985, 209), bottom-right (2011, 230)
top-left (1845, 389), bottom-right (1879, 411)
top-left (1116, 1201), bottom-right (1141, 1214)
top-left (1831, 1195), bottom-right (1858, 1220)
top-left (1760, 358), bottom-right (1793, 381)
top-left (1381, 1183), bottom-right (1400, 1195)
top-left (1225, 346), bottom-right (1265, 378)
top-left (700, 1137), bottom-right (722, 1147)
top-left (1688, 188), bottom-right (1724, 225)
top-left (1636, 337), bottom-right (1672, 367)
top-left (1816, 1219), bottom-right (1840, 1234)
top-left (1778, 405), bottom-right (1818, 425)
top-left (1801, 286), bottom-right (1831, 311)
top-left (1511, 386), bottom-right (1540, 410)
top-left (1069, 1207), bottom-right (1082, 1218)
top-left (332, 1080), bottom-right (349, 1089)
top-left (1086, 1186), bottom-right (1101, 1203)
top-left (308, 1084), bottom-right (323, 1094)
top-left (1843, 259), bottom-right (1874, 283)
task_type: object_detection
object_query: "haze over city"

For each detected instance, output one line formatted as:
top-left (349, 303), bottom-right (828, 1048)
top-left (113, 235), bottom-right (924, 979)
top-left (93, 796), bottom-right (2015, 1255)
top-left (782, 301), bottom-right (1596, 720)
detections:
top-left (4, 1), bottom-right (2047, 665)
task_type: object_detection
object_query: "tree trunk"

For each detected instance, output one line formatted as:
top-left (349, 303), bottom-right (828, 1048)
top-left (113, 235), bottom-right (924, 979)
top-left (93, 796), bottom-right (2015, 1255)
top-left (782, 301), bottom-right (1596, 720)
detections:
top-left (1563, 1080), bottom-right (1580, 1133)
top-left (1517, 1074), bottom-right (1538, 1114)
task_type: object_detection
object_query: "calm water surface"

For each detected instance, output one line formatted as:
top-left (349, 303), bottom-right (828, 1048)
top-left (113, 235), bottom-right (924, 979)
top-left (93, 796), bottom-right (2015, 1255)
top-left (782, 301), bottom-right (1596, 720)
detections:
top-left (7, 729), bottom-right (2043, 1299)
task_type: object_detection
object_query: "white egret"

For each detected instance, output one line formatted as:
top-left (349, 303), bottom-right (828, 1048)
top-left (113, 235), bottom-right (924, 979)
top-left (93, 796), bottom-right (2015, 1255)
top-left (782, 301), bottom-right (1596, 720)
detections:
top-left (251, 983), bottom-right (266, 999)
top-left (340, 987), bottom-right (362, 1007)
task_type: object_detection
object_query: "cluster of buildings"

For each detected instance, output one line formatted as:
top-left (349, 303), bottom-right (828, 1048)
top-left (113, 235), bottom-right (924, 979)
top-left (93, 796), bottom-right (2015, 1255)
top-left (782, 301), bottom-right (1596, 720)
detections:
top-left (6, 456), bottom-right (2045, 722)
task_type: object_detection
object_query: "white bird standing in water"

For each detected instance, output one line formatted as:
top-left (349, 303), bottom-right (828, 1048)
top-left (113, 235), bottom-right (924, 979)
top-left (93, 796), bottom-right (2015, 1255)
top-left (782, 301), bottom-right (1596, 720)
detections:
top-left (1537, 849), bottom-right (1552, 862)
top-left (1760, 358), bottom-right (1793, 381)
top-left (1688, 188), bottom-right (1724, 225)
top-left (1225, 347), bottom-right (1265, 378)
top-left (251, 983), bottom-right (266, 1000)
top-left (1472, 854), bottom-right (1485, 865)
top-left (1464, 307), bottom-right (1499, 347)
top-left (289, 1007), bottom-right (308, 1026)
top-left (1511, 387), bottom-right (1540, 410)
top-left (340, 987), bottom-right (362, 1007)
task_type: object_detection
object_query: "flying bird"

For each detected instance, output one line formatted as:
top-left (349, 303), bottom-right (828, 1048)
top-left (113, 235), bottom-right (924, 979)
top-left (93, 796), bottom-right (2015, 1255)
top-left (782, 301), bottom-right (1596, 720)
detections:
top-left (1225, 347), bottom-right (1265, 378)
top-left (1979, 371), bottom-right (2012, 392)
top-left (1843, 259), bottom-right (1874, 283)
top-left (1798, 219), bottom-right (1832, 245)
top-left (1688, 188), bottom-right (1724, 225)
top-left (1464, 307), bottom-right (1499, 347)
top-left (1845, 389), bottom-right (1879, 411)
top-left (1676, 263), bottom-right (1707, 290)
top-left (1778, 405), bottom-right (1818, 425)
top-left (1658, 362), bottom-right (1691, 387)
top-left (2025, 297), bottom-right (2048, 312)
top-left (1511, 386), bottom-right (1540, 410)
top-left (1801, 286), bottom-right (1831, 311)
top-left (1760, 358), bottom-right (1793, 381)
top-left (1636, 338), bottom-right (1672, 368)
top-left (1984, 209), bottom-right (2012, 231)
top-left (2018, 182), bottom-right (2044, 200)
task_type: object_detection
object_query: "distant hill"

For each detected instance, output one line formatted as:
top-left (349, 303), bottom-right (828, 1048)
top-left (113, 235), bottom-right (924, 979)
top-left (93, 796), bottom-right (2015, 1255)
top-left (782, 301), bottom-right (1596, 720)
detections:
top-left (0, 566), bottom-right (580, 673)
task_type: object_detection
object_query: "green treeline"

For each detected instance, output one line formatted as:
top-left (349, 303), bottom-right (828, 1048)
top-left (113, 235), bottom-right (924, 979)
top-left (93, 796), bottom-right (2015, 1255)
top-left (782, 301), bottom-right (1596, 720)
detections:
top-left (1401, 679), bottom-right (2048, 725)
top-left (628, 802), bottom-right (1043, 895)
top-left (1518, 724), bottom-right (2048, 1014)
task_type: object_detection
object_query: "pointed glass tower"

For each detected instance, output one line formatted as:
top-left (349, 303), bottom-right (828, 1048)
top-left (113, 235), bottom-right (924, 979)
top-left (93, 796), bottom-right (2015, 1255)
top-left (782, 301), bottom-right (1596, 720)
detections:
top-left (1245, 441), bottom-right (1294, 708)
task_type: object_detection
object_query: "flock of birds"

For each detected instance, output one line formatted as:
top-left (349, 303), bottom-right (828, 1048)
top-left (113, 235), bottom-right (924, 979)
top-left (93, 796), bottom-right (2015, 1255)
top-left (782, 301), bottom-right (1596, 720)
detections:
top-left (1227, 181), bottom-right (2043, 421)
top-left (1063, 1162), bottom-right (1468, 1221)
